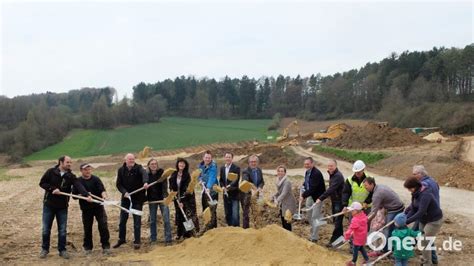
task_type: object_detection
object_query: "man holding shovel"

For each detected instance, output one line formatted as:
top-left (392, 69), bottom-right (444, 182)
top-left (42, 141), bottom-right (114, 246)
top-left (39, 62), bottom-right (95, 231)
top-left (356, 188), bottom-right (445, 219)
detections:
top-left (300, 157), bottom-right (326, 243)
top-left (198, 150), bottom-right (218, 231)
top-left (314, 159), bottom-right (345, 247)
top-left (39, 155), bottom-right (93, 259)
top-left (241, 155), bottom-right (265, 229)
top-left (146, 159), bottom-right (172, 245)
top-left (219, 152), bottom-right (241, 227)
top-left (363, 177), bottom-right (404, 257)
top-left (113, 153), bottom-right (149, 250)
top-left (72, 163), bottom-right (111, 255)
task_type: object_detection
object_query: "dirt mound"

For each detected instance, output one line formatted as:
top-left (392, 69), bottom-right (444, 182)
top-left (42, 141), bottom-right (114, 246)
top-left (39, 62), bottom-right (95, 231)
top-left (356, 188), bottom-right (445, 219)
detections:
top-left (109, 224), bottom-right (349, 265)
top-left (423, 132), bottom-right (448, 142)
top-left (328, 123), bottom-right (426, 149)
top-left (441, 161), bottom-right (474, 190)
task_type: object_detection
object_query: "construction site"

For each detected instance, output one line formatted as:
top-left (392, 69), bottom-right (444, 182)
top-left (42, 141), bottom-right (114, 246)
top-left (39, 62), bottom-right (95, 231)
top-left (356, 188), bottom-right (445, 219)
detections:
top-left (0, 118), bottom-right (473, 265)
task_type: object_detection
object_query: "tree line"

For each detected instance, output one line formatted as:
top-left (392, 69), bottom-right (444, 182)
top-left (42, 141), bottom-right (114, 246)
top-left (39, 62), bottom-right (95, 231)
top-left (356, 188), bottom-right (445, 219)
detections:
top-left (0, 44), bottom-right (472, 160)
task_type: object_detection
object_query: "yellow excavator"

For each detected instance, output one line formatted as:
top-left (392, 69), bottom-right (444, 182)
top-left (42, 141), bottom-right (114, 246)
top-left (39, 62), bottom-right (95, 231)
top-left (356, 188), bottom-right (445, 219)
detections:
top-left (313, 123), bottom-right (351, 141)
top-left (277, 120), bottom-right (300, 142)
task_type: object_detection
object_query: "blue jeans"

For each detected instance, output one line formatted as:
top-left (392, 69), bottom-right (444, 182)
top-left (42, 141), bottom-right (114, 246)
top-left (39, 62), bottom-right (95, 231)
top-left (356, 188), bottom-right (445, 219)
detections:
top-left (149, 203), bottom-right (172, 242)
top-left (395, 258), bottom-right (408, 266)
top-left (224, 196), bottom-right (240, 227)
top-left (41, 204), bottom-right (68, 252)
top-left (383, 210), bottom-right (403, 252)
top-left (352, 245), bottom-right (369, 263)
top-left (118, 200), bottom-right (143, 244)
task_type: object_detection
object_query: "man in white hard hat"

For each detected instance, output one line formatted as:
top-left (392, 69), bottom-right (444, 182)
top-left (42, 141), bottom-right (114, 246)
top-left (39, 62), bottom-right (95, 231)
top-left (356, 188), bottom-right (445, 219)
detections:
top-left (342, 160), bottom-right (373, 213)
top-left (341, 160), bottom-right (373, 253)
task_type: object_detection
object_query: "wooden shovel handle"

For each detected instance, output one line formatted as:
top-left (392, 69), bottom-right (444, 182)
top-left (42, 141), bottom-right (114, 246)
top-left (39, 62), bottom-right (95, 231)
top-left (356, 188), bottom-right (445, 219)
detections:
top-left (129, 180), bottom-right (158, 196)
top-left (58, 192), bottom-right (101, 204)
top-left (376, 220), bottom-right (395, 233)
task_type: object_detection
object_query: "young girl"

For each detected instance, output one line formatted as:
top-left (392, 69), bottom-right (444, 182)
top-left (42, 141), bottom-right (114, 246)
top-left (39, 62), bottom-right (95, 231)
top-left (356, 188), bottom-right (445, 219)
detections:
top-left (390, 213), bottom-right (420, 266)
top-left (344, 202), bottom-right (369, 266)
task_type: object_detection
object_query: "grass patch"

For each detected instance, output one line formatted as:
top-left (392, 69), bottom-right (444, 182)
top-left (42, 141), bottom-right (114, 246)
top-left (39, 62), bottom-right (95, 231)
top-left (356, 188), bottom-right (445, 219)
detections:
top-left (26, 117), bottom-right (277, 161)
top-left (312, 145), bottom-right (388, 164)
top-left (0, 168), bottom-right (24, 181)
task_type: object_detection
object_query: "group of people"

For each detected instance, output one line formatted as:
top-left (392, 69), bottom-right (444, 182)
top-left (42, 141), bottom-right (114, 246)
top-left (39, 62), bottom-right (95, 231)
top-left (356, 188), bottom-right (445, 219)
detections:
top-left (39, 152), bottom-right (443, 266)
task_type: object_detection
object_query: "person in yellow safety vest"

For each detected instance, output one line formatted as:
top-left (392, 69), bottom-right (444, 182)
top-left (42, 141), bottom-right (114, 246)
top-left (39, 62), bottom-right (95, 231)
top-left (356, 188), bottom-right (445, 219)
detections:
top-left (341, 160), bottom-right (373, 254)
top-left (342, 160), bottom-right (373, 214)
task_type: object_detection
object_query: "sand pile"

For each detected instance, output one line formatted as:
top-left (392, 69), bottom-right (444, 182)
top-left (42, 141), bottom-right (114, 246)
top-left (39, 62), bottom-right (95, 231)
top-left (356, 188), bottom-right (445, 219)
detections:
top-left (423, 132), bottom-right (448, 142)
top-left (328, 122), bottom-right (425, 149)
top-left (109, 225), bottom-right (349, 265)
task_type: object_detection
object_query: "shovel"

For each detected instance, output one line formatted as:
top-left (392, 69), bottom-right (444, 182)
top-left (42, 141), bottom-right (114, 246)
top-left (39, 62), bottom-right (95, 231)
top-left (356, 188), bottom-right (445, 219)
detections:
top-left (201, 183), bottom-right (218, 206)
top-left (293, 191), bottom-right (304, 220)
top-left (124, 194), bottom-right (144, 216)
top-left (331, 235), bottom-right (347, 248)
top-left (58, 192), bottom-right (103, 204)
top-left (89, 193), bottom-right (120, 206)
top-left (313, 210), bottom-right (348, 227)
top-left (366, 220), bottom-right (395, 246)
top-left (145, 191), bottom-right (177, 206)
top-left (177, 199), bottom-right (195, 232)
top-left (88, 193), bottom-right (137, 214)
top-left (363, 251), bottom-right (392, 265)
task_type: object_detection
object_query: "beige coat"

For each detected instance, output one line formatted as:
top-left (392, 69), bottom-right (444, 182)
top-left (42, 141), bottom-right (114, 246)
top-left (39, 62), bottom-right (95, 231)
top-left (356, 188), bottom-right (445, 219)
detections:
top-left (273, 176), bottom-right (297, 215)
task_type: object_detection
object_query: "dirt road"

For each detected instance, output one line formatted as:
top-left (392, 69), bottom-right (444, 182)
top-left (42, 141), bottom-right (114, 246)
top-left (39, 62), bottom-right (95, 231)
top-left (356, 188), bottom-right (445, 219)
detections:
top-left (279, 146), bottom-right (474, 226)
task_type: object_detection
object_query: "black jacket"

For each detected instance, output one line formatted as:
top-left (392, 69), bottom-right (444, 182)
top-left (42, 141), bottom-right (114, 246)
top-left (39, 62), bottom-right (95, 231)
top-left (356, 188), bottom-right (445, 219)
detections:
top-left (242, 167), bottom-right (264, 191)
top-left (219, 163), bottom-right (241, 200)
top-left (73, 175), bottom-right (106, 211)
top-left (169, 171), bottom-right (193, 204)
top-left (39, 165), bottom-right (88, 209)
top-left (116, 163), bottom-right (149, 203)
top-left (319, 168), bottom-right (344, 202)
top-left (146, 169), bottom-right (168, 201)
top-left (302, 167), bottom-right (326, 201)
top-left (341, 173), bottom-right (373, 207)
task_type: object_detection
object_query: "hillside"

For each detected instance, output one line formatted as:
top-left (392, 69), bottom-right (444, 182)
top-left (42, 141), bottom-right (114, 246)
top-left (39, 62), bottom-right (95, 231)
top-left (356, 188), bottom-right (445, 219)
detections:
top-left (26, 117), bottom-right (275, 160)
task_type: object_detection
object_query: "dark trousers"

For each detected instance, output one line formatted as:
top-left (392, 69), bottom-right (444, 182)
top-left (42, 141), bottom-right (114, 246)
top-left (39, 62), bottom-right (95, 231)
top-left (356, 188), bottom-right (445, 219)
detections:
top-left (240, 192), bottom-right (251, 229)
top-left (331, 201), bottom-right (344, 242)
top-left (41, 204), bottom-right (68, 252)
top-left (352, 245), bottom-right (369, 263)
top-left (118, 199), bottom-right (143, 244)
top-left (202, 191), bottom-right (218, 230)
top-left (224, 195), bottom-right (240, 227)
top-left (81, 207), bottom-right (110, 250)
top-left (279, 209), bottom-right (292, 231)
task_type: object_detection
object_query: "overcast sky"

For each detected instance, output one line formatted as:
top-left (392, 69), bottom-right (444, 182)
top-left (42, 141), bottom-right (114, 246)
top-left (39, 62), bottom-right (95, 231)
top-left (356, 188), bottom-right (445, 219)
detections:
top-left (1, 0), bottom-right (472, 99)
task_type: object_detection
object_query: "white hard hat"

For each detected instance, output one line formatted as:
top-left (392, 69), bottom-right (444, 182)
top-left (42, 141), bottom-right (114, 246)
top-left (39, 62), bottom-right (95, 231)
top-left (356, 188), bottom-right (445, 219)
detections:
top-left (352, 160), bottom-right (366, 172)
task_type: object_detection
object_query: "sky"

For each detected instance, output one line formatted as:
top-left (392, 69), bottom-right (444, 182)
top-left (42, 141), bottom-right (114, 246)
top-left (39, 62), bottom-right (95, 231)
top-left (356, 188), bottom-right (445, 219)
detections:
top-left (1, 0), bottom-right (472, 99)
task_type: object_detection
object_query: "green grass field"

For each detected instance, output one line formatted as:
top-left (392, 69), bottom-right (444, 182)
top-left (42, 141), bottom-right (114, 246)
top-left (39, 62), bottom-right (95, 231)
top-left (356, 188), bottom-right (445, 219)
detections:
top-left (26, 117), bottom-right (276, 161)
top-left (312, 145), bottom-right (388, 164)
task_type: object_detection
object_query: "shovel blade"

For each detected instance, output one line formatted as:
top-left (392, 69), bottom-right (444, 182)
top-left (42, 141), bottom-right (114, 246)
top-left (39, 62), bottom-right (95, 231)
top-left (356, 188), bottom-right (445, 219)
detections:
top-left (331, 235), bottom-right (345, 247)
top-left (208, 200), bottom-right (218, 206)
top-left (293, 213), bottom-right (303, 220)
top-left (183, 220), bottom-right (195, 231)
top-left (313, 218), bottom-right (327, 227)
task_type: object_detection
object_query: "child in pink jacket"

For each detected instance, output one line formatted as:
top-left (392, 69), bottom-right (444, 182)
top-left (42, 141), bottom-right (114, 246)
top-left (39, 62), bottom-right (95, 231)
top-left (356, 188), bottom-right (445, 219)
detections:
top-left (344, 202), bottom-right (369, 266)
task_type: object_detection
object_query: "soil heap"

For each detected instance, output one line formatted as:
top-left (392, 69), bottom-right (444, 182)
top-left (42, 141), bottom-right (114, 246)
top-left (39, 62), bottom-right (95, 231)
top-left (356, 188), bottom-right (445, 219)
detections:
top-left (109, 224), bottom-right (349, 265)
top-left (328, 122), bottom-right (425, 149)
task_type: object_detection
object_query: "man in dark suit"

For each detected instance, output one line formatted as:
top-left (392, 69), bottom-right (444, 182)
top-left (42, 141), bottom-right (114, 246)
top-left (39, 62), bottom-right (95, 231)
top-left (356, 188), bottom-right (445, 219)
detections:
top-left (240, 155), bottom-right (265, 229)
top-left (300, 157), bottom-right (326, 242)
top-left (219, 152), bottom-right (241, 227)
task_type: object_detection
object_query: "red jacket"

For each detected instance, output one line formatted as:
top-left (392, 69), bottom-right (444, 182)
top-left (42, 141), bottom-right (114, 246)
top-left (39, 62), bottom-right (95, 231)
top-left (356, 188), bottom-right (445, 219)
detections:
top-left (344, 212), bottom-right (368, 246)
